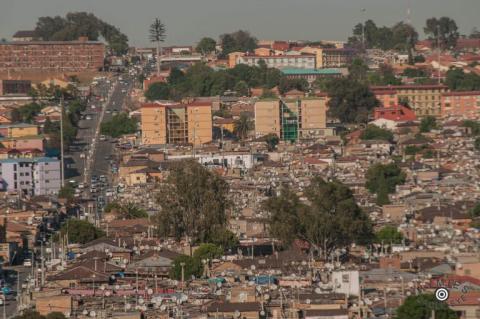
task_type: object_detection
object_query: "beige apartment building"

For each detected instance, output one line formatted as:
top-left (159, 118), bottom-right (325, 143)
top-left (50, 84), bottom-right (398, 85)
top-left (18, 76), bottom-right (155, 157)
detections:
top-left (372, 84), bottom-right (448, 117)
top-left (141, 101), bottom-right (212, 146)
top-left (254, 97), bottom-right (328, 141)
top-left (300, 47), bottom-right (354, 68)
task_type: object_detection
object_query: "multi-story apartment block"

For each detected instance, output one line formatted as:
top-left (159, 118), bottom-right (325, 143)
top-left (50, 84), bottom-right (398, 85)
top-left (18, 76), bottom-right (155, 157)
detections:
top-left (0, 38), bottom-right (105, 72)
top-left (300, 47), bottom-right (354, 68)
top-left (372, 85), bottom-right (448, 117)
top-left (441, 91), bottom-right (480, 119)
top-left (0, 157), bottom-right (61, 196)
top-left (0, 80), bottom-right (31, 96)
top-left (254, 98), bottom-right (328, 141)
top-left (229, 52), bottom-right (316, 69)
top-left (141, 101), bottom-right (212, 146)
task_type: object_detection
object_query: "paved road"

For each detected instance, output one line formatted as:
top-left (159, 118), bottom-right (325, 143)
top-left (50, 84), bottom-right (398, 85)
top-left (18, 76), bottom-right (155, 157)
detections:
top-left (2, 266), bottom-right (32, 318)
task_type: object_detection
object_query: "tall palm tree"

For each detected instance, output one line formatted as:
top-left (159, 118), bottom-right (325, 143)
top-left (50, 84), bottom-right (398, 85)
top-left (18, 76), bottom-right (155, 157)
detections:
top-left (149, 18), bottom-right (166, 76)
top-left (234, 112), bottom-right (254, 141)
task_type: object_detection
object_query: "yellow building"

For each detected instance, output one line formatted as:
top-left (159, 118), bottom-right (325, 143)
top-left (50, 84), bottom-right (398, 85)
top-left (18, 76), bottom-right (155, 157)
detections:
top-left (300, 46), bottom-right (354, 68)
top-left (372, 84), bottom-right (448, 117)
top-left (141, 101), bottom-right (212, 146)
top-left (254, 97), bottom-right (328, 141)
top-left (0, 123), bottom-right (39, 138)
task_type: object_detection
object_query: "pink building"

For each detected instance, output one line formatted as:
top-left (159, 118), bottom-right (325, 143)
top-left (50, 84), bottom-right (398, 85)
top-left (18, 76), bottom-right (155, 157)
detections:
top-left (0, 136), bottom-right (45, 151)
top-left (441, 91), bottom-right (480, 119)
top-left (372, 89), bottom-right (398, 107)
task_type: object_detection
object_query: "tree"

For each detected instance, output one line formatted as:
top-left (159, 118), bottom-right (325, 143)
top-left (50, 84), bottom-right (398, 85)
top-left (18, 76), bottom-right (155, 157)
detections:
top-left (470, 27), bottom-right (480, 39)
top-left (265, 133), bottom-right (280, 151)
top-left (260, 89), bottom-right (277, 99)
top-left (46, 313), bottom-right (67, 319)
top-left (264, 187), bottom-right (306, 247)
top-left (234, 80), bottom-right (249, 96)
top-left (348, 58), bottom-right (369, 83)
top-left (149, 18), bottom-right (166, 76)
top-left (375, 226), bottom-right (404, 244)
top-left (119, 202), bottom-right (148, 219)
top-left (366, 163), bottom-right (406, 205)
top-left (155, 160), bottom-right (230, 244)
top-left (396, 294), bottom-right (458, 319)
top-left (206, 227), bottom-right (239, 251)
top-left (196, 37), bottom-right (216, 55)
top-left (58, 185), bottom-right (74, 201)
top-left (193, 243), bottom-right (223, 260)
top-left (368, 64), bottom-right (401, 86)
top-left (145, 82), bottom-right (171, 101)
top-left (220, 30), bottom-right (257, 56)
top-left (233, 112), bottom-right (254, 140)
top-left (420, 116), bottom-right (438, 132)
top-left (35, 13), bottom-right (128, 55)
top-left (100, 113), bottom-right (138, 138)
top-left (278, 78), bottom-right (309, 94)
top-left (170, 255), bottom-right (203, 280)
top-left (445, 68), bottom-right (480, 91)
top-left (326, 78), bottom-right (379, 123)
top-left (265, 178), bottom-right (373, 259)
top-left (12, 310), bottom-right (46, 319)
top-left (12, 102), bottom-right (42, 123)
top-left (475, 137), bottom-right (480, 151)
top-left (424, 17), bottom-right (460, 50)
top-left (58, 219), bottom-right (105, 244)
top-left (104, 202), bottom-right (122, 213)
top-left (360, 124), bottom-right (394, 142)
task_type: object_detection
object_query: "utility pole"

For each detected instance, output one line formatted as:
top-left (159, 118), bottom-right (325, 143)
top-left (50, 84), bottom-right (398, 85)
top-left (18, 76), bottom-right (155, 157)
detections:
top-left (437, 24), bottom-right (441, 85)
top-left (60, 95), bottom-right (65, 187)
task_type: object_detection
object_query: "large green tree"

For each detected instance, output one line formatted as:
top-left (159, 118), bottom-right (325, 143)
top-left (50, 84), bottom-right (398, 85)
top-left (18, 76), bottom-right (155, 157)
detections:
top-left (220, 30), bottom-right (257, 57)
top-left (155, 160), bottom-right (230, 244)
top-left (100, 113), bottom-right (138, 138)
top-left (424, 17), bottom-right (460, 50)
top-left (360, 124), bottom-right (394, 142)
top-left (169, 255), bottom-right (203, 280)
top-left (58, 219), bottom-right (105, 244)
top-left (326, 78), bottom-right (379, 123)
top-left (445, 68), bottom-right (480, 92)
top-left (265, 178), bottom-right (373, 259)
top-left (396, 294), bottom-right (458, 319)
top-left (365, 163), bottom-right (406, 205)
top-left (196, 37), bottom-right (217, 55)
top-left (35, 12), bottom-right (128, 55)
top-left (145, 82), bottom-right (171, 101)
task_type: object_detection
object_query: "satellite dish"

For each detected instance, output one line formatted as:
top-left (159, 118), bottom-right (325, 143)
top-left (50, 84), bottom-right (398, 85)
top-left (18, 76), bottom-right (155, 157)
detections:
top-left (216, 282), bottom-right (222, 288)
top-left (89, 311), bottom-right (96, 317)
top-left (125, 304), bottom-right (131, 310)
top-left (160, 305), bottom-right (166, 311)
top-left (105, 291), bottom-right (111, 297)
top-left (147, 288), bottom-right (153, 295)
top-left (82, 310), bottom-right (88, 315)
top-left (234, 310), bottom-right (241, 318)
top-left (306, 299), bottom-right (311, 304)
top-left (115, 285), bottom-right (120, 290)
top-left (138, 298), bottom-right (144, 305)
top-left (315, 288), bottom-right (321, 294)
top-left (260, 310), bottom-right (266, 316)
top-left (270, 284), bottom-right (277, 290)
top-left (251, 265), bottom-right (256, 270)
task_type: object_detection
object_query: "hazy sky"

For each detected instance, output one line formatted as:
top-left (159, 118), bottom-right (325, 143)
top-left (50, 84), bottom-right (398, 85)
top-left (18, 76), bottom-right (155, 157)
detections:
top-left (1, 0), bottom-right (479, 47)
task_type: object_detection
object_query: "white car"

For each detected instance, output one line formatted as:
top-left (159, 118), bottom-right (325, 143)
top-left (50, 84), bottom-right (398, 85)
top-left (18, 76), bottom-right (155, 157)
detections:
top-left (23, 259), bottom-right (32, 267)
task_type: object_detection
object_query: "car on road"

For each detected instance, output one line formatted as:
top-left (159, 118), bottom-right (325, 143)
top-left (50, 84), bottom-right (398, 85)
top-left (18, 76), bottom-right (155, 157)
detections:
top-left (86, 115), bottom-right (92, 120)
top-left (23, 259), bottom-right (32, 267)
top-left (100, 135), bottom-right (107, 141)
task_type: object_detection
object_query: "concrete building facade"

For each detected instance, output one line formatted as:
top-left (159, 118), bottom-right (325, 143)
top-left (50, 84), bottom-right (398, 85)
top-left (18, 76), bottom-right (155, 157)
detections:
top-left (141, 101), bottom-right (212, 146)
top-left (0, 40), bottom-right (105, 72)
top-left (372, 85), bottom-right (448, 117)
top-left (229, 53), bottom-right (316, 69)
top-left (441, 91), bottom-right (480, 119)
top-left (0, 157), bottom-right (61, 195)
top-left (254, 98), bottom-right (328, 141)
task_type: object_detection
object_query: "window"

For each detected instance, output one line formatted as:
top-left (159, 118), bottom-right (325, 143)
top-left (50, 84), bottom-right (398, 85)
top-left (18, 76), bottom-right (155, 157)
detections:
top-left (45, 180), bottom-right (49, 183)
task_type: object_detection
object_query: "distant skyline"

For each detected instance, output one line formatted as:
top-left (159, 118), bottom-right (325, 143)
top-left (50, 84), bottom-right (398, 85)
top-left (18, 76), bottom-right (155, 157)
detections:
top-left (1, 0), bottom-right (479, 47)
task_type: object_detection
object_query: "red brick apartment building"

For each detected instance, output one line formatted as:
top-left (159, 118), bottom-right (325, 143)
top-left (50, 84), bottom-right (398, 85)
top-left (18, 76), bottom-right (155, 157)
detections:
top-left (0, 38), bottom-right (105, 72)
